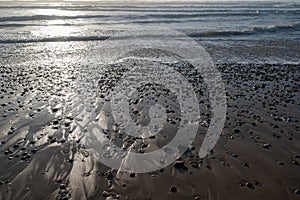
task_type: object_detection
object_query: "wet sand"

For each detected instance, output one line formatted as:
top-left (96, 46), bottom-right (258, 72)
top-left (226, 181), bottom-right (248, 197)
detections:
top-left (0, 57), bottom-right (299, 200)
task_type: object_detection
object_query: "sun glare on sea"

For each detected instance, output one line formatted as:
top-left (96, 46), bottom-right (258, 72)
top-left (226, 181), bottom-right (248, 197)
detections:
top-left (33, 25), bottom-right (78, 37)
top-left (31, 9), bottom-right (81, 37)
top-left (34, 8), bottom-right (81, 17)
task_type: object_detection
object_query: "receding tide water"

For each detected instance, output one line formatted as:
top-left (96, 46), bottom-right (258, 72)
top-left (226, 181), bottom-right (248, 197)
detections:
top-left (0, 1), bottom-right (299, 200)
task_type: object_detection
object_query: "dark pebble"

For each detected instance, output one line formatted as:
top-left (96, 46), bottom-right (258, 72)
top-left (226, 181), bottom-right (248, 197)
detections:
top-left (292, 160), bottom-right (299, 166)
top-left (32, 148), bottom-right (38, 153)
top-left (242, 162), bottom-right (250, 167)
top-left (59, 183), bottom-right (67, 190)
top-left (254, 181), bottom-right (262, 186)
top-left (231, 153), bottom-right (238, 158)
top-left (263, 143), bottom-right (271, 149)
top-left (174, 160), bottom-right (185, 169)
top-left (170, 186), bottom-right (177, 193)
top-left (245, 182), bottom-right (254, 190)
top-left (277, 161), bottom-right (284, 165)
top-left (102, 191), bottom-right (111, 197)
top-left (233, 128), bottom-right (241, 134)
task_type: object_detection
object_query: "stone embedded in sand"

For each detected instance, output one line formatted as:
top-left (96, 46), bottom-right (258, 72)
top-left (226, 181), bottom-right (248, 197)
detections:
top-left (294, 189), bottom-right (300, 195)
top-left (52, 108), bottom-right (59, 113)
top-left (231, 153), bottom-right (238, 158)
top-left (170, 186), bottom-right (177, 193)
top-left (277, 161), bottom-right (284, 165)
top-left (149, 135), bottom-right (155, 139)
top-left (242, 162), bottom-right (250, 168)
top-left (32, 148), bottom-right (38, 153)
top-left (30, 140), bottom-right (36, 144)
top-left (102, 191), bottom-right (111, 197)
top-left (292, 160), bottom-right (299, 166)
top-left (233, 128), bottom-right (241, 134)
top-left (263, 143), bottom-right (271, 149)
top-left (174, 160), bottom-right (185, 169)
top-left (59, 183), bottom-right (67, 190)
top-left (59, 139), bottom-right (66, 143)
top-left (254, 181), bottom-right (262, 186)
top-left (245, 182), bottom-right (254, 190)
top-left (194, 196), bottom-right (201, 200)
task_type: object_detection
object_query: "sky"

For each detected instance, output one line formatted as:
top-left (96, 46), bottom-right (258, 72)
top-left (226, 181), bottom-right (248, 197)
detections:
top-left (0, 0), bottom-right (297, 2)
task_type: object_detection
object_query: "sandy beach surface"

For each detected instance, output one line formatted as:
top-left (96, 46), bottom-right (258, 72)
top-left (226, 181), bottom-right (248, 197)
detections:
top-left (0, 54), bottom-right (299, 199)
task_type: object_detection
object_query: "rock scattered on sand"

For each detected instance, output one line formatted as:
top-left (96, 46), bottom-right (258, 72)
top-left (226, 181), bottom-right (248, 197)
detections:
top-left (170, 186), bottom-right (177, 193)
top-left (102, 191), bottom-right (111, 197)
top-left (59, 183), bottom-right (67, 190)
top-left (245, 182), bottom-right (254, 190)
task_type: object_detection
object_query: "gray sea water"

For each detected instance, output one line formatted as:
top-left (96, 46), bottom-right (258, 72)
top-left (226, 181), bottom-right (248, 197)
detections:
top-left (0, 1), bottom-right (299, 64)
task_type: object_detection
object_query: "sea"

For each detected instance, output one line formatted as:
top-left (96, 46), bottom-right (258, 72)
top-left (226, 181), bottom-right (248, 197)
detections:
top-left (0, 1), bottom-right (299, 64)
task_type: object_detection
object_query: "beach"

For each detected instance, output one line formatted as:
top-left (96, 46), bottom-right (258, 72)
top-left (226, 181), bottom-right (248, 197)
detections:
top-left (0, 1), bottom-right (299, 200)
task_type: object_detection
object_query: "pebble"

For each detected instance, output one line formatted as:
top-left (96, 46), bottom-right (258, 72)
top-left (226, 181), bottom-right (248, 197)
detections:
top-left (231, 153), bottom-right (238, 158)
top-left (59, 184), bottom-right (67, 190)
top-left (292, 160), bottom-right (299, 166)
top-left (262, 143), bottom-right (271, 149)
top-left (245, 182), bottom-right (254, 190)
top-left (254, 181), bottom-right (262, 186)
top-left (170, 186), bottom-right (177, 193)
top-left (233, 128), bottom-right (241, 134)
top-left (102, 191), bottom-right (111, 197)
top-left (174, 160), bottom-right (185, 169)
top-left (242, 162), bottom-right (250, 167)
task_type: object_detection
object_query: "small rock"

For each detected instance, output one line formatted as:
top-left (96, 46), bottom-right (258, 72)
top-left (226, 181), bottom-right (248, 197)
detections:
top-left (277, 161), bottom-right (284, 165)
top-left (52, 108), bottom-right (59, 113)
top-left (32, 148), bottom-right (38, 153)
top-left (231, 153), bottom-right (238, 158)
top-left (245, 182), bottom-right (254, 190)
top-left (59, 183), bottom-right (67, 190)
top-left (170, 186), bottom-right (177, 193)
top-left (233, 128), bottom-right (241, 134)
top-left (254, 181), bottom-right (262, 186)
top-left (174, 160), bottom-right (185, 169)
top-left (242, 162), bottom-right (250, 167)
top-left (102, 191), bottom-right (111, 197)
top-left (292, 160), bottom-right (299, 166)
top-left (263, 143), bottom-right (271, 149)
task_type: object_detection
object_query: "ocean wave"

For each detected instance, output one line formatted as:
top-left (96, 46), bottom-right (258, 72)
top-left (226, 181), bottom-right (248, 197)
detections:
top-left (0, 15), bottom-right (111, 22)
top-left (0, 11), bottom-right (272, 22)
top-left (0, 36), bottom-right (110, 44)
top-left (188, 23), bottom-right (300, 38)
